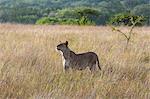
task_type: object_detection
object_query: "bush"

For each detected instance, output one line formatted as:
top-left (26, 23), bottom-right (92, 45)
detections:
top-left (79, 16), bottom-right (95, 25)
top-left (36, 17), bottom-right (58, 25)
top-left (36, 17), bottom-right (96, 25)
top-left (16, 15), bottom-right (38, 24)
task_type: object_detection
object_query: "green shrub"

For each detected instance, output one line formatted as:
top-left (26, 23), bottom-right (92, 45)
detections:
top-left (78, 16), bottom-right (95, 25)
top-left (36, 17), bottom-right (95, 25)
top-left (36, 17), bottom-right (58, 25)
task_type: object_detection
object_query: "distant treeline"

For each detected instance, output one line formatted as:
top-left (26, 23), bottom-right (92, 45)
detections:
top-left (0, 0), bottom-right (149, 25)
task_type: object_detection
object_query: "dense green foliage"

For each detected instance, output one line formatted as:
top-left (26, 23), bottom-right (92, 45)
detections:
top-left (36, 17), bottom-right (95, 25)
top-left (0, 0), bottom-right (149, 25)
top-left (109, 13), bottom-right (146, 26)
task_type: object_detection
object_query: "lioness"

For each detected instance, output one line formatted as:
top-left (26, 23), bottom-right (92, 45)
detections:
top-left (56, 41), bottom-right (101, 72)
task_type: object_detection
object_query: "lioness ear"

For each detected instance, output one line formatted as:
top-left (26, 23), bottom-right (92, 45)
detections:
top-left (66, 41), bottom-right (68, 46)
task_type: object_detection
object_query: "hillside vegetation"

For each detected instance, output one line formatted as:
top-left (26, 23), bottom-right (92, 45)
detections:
top-left (0, 24), bottom-right (149, 98)
top-left (0, 0), bottom-right (149, 25)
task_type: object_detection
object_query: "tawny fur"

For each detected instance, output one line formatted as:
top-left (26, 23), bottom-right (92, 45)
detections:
top-left (56, 41), bottom-right (101, 72)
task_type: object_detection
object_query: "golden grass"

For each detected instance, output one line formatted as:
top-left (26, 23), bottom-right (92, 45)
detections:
top-left (0, 24), bottom-right (149, 99)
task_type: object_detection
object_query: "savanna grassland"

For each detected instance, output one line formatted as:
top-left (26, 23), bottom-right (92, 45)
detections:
top-left (0, 24), bottom-right (149, 99)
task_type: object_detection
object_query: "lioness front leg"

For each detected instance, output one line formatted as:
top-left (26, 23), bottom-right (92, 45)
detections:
top-left (64, 62), bottom-right (69, 72)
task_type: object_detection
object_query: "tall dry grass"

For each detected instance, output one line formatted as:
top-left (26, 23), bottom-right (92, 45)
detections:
top-left (0, 24), bottom-right (149, 99)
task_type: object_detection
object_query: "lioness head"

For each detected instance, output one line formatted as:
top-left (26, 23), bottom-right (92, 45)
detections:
top-left (56, 41), bottom-right (68, 51)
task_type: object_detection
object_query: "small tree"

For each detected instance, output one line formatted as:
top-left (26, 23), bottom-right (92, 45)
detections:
top-left (109, 13), bottom-right (145, 50)
top-left (109, 13), bottom-right (146, 26)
